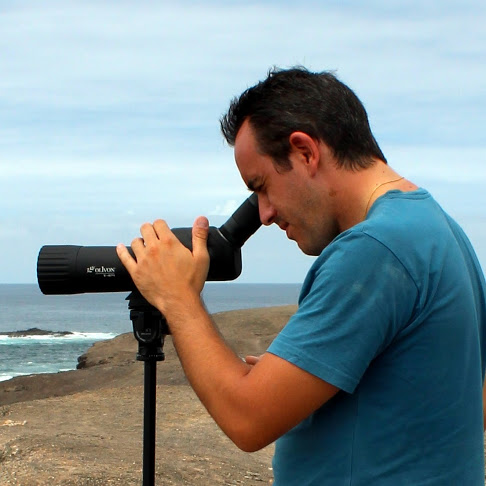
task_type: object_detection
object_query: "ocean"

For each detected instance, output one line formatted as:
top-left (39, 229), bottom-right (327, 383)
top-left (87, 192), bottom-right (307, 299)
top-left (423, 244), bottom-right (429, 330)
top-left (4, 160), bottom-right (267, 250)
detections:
top-left (0, 283), bottom-right (301, 383)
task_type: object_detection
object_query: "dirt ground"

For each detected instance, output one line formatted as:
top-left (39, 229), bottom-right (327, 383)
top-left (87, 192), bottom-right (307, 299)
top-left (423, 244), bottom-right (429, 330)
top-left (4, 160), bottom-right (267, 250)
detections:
top-left (0, 306), bottom-right (296, 486)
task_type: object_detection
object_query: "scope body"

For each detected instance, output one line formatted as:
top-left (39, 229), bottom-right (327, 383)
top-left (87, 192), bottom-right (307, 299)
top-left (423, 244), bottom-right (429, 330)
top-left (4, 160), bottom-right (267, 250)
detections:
top-left (37, 194), bottom-right (261, 295)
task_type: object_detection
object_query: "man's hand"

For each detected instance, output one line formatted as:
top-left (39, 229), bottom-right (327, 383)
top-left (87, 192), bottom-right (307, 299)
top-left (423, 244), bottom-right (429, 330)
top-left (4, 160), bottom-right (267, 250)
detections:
top-left (116, 216), bottom-right (210, 318)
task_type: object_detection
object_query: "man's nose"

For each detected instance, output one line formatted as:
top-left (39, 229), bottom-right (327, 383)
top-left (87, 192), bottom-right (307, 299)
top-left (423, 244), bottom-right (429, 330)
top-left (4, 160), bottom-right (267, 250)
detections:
top-left (258, 195), bottom-right (276, 226)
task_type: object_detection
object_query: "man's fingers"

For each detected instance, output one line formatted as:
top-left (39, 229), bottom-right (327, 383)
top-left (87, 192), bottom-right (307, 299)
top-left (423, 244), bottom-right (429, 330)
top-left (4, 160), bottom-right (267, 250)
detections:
top-left (245, 355), bottom-right (262, 366)
top-left (152, 219), bottom-right (177, 244)
top-left (130, 237), bottom-right (144, 250)
top-left (118, 217), bottom-right (209, 278)
top-left (116, 243), bottom-right (136, 272)
top-left (140, 221), bottom-right (161, 244)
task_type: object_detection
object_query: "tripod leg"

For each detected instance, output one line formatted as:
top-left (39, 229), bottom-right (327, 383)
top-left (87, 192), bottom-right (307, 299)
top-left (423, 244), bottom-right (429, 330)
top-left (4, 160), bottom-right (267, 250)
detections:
top-left (128, 294), bottom-right (166, 485)
top-left (143, 358), bottom-right (157, 486)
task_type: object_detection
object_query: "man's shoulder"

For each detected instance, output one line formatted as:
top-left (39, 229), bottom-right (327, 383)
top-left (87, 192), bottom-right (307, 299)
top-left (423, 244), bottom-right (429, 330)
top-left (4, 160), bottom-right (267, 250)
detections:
top-left (357, 188), bottom-right (450, 251)
top-left (308, 190), bottom-right (451, 287)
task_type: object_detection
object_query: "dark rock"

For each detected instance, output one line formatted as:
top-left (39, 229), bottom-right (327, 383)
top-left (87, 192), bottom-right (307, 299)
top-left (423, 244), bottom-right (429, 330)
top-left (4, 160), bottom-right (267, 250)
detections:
top-left (0, 327), bottom-right (74, 338)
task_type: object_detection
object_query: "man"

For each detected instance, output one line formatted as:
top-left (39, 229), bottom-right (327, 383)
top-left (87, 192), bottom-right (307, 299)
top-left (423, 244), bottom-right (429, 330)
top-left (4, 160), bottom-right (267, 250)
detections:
top-left (117, 68), bottom-right (486, 485)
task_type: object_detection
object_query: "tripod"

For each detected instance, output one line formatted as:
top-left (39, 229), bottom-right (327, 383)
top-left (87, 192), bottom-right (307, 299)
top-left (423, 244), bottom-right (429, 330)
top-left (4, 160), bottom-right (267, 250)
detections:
top-left (128, 290), bottom-right (169, 486)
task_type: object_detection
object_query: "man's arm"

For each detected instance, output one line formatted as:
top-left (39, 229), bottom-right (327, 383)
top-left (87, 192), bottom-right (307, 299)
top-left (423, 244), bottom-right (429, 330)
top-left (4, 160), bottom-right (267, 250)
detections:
top-left (162, 297), bottom-right (339, 452)
top-left (117, 216), bottom-right (339, 452)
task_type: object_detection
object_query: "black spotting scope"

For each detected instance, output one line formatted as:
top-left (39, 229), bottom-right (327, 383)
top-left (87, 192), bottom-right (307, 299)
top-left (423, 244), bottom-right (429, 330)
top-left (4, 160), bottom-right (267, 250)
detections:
top-left (37, 194), bottom-right (261, 295)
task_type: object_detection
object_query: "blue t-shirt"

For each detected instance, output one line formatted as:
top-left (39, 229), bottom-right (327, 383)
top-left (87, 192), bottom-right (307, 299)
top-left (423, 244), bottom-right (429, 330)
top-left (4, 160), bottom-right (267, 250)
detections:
top-left (268, 189), bottom-right (486, 485)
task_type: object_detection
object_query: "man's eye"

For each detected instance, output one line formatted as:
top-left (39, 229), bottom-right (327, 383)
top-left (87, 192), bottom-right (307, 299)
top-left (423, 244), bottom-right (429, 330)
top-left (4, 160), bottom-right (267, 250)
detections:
top-left (254, 184), bottom-right (264, 194)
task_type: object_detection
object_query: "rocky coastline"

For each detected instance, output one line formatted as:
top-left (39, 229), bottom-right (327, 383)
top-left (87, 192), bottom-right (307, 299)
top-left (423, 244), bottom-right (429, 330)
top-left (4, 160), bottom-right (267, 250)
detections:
top-left (0, 305), bottom-right (296, 485)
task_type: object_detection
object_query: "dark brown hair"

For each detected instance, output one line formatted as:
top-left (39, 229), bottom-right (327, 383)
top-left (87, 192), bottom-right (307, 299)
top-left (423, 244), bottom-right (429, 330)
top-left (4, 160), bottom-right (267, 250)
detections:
top-left (220, 67), bottom-right (386, 171)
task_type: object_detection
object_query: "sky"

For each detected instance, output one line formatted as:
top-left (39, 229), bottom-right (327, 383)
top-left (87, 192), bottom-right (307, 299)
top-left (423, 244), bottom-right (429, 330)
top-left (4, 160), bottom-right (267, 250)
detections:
top-left (1, 0), bottom-right (485, 285)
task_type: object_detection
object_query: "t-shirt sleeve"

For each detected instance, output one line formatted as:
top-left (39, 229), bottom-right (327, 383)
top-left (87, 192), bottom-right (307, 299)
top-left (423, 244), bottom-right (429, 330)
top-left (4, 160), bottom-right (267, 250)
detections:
top-left (267, 229), bottom-right (418, 393)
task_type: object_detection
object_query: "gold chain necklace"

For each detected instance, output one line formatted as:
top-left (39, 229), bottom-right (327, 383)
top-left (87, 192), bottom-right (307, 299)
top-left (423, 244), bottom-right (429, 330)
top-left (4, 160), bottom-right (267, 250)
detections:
top-left (364, 176), bottom-right (404, 218)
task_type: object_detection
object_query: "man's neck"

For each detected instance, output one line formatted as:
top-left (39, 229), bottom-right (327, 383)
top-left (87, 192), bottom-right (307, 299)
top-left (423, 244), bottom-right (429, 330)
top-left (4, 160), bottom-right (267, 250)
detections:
top-left (320, 159), bottom-right (417, 232)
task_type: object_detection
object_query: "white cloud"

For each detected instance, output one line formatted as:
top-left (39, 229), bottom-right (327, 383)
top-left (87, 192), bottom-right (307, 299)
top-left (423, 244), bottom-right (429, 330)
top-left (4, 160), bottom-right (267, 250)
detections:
top-left (209, 200), bottom-right (241, 217)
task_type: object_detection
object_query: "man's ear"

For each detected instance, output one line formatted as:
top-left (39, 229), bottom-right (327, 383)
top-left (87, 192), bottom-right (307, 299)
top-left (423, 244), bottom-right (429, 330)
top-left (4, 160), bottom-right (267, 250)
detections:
top-left (288, 132), bottom-right (319, 176)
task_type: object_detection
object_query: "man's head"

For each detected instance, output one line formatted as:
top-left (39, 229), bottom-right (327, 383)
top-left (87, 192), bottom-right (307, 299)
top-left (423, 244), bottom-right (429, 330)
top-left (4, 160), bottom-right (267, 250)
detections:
top-left (221, 67), bottom-right (389, 256)
top-left (220, 66), bottom-right (386, 172)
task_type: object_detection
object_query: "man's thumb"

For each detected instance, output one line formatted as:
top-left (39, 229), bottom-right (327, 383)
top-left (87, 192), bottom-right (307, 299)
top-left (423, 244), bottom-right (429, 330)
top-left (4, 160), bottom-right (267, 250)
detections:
top-left (192, 216), bottom-right (209, 253)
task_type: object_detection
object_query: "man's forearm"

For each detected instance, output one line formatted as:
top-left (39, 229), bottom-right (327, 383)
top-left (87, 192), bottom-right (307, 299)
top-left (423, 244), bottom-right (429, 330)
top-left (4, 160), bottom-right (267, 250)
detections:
top-left (163, 293), bottom-right (259, 449)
